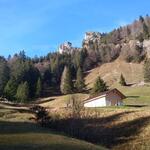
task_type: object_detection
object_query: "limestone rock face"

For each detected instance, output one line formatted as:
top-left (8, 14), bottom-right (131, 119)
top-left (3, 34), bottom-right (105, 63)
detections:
top-left (83, 32), bottom-right (102, 50)
top-left (58, 42), bottom-right (72, 54)
top-left (58, 42), bottom-right (80, 54)
top-left (84, 32), bottom-right (101, 41)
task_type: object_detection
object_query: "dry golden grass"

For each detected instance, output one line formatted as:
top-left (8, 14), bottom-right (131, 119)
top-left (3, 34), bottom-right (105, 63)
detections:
top-left (85, 59), bottom-right (143, 88)
top-left (47, 107), bottom-right (150, 150)
top-left (40, 93), bottom-right (89, 108)
top-left (0, 103), bottom-right (105, 150)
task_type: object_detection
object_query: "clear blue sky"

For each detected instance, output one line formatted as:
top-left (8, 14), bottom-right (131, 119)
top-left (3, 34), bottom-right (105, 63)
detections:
top-left (0, 0), bottom-right (150, 57)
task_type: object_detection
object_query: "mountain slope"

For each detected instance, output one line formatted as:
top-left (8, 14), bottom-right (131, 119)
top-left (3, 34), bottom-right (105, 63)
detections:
top-left (85, 59), bottom-right (144, 88)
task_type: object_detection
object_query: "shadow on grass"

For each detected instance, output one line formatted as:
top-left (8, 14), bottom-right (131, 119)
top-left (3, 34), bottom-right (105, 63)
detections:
top-left (0, 107), bottom-right (33, 114)
top-left (0, 112), bottom-right (132, 134)
top-left (125, 105), bottom-right (148, 108)
top-left (0, 121), bottom-right (46, 134)
top-left (125, 83), bottom-right (136, 87)
top-left (0, 121), bottom-right (103, 150)
top-left (1, 111), bottom-right (150, 149)
top-left (45, 112), bottom-right (150, 148)
top-left (126, 96), bottom-right (140, 98)
top-left (33, 98), bottom-right (55, 104)
top-left (0, 143), bottom-right (101, 150)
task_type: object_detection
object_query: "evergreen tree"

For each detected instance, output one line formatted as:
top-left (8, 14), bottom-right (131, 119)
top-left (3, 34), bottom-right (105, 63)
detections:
top-left (119, 74), bottom-right (127, 86)
top-left (92, 76), bottom-right (108, 94)
top-left (43, 68), bottom-right (51, 85)
top-left (144, 59), bottom-right (150, 82)
top-left (19, 50), bottom-right (26, 61)
top-left (137, 33), bottom-right (144, 42)
top-left (35, 78), bottom-right (42, 98)
top-left (143, 22), bottom-right (149, 39)
top-left (0, 57), bottom-right (10, 96)
top-left (75, 67), bottom-right (85, 92)
top-left (4, 78), bottom-right (18, 100)
top-left (23, 61), bottom-right (40, 98)
top-left (139, 16), bottom-right (144, 23)
top-left (16, 82), bottom-right (29, 103)
top-left (60, 66), bottom-right (73, 94)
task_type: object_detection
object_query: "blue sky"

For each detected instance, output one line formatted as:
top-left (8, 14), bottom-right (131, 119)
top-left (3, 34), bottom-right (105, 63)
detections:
top-left (0, 0), bottom-right (150, 57)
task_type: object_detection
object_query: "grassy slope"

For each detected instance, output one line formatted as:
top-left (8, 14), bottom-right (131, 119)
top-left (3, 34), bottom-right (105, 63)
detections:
top-left (84, 58), bottom-right (150, 106)
top-left (39, 103), bottom-right (150, 150)
top-left (40, 59), bottom-right (149, 108)
top-left (40, 93), bottom-right (89, 108)
top-left (115, 84), bottom-right (150, 106)
top-left (1, 60), bottom-right (148, 150)
top-left (37, 60), bottom-right (150, 149)
top-left (85, 59), bottom-right (143, 88)
top-left (40, 85), bottom-right (150, 107)
top-left (0, 104), bottom-right (105, 150)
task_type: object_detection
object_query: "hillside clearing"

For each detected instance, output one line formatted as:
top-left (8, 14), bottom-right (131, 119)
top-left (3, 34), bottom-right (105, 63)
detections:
top-left (85, 59), bottom-right (143, 88)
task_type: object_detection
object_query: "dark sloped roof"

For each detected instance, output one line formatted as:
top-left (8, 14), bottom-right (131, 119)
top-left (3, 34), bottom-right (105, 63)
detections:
top-left (84, 88), bottom-right (126, 103)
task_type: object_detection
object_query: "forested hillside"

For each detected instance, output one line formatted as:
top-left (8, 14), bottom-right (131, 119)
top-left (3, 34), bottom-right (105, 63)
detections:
top-left (1, 15), bottom-right (150, 102)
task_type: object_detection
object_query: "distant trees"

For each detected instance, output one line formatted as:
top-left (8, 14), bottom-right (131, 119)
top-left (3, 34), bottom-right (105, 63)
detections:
top-left (0, 57), bottom-right (9, 96)
top-left (60, 66), bottom-right (73, 94)
top-left (119, 74), bottom-right (127, 86)
top-left (139, 16), bottom-right (150, 39)
top-left (9, 54), bottom-right (40, 98)
top-left (143, 22), bottom-right (149, 39)
top-left (0, 51), bottom-right (41, 102)
top-left (92, 76), bottom-right (108, 94)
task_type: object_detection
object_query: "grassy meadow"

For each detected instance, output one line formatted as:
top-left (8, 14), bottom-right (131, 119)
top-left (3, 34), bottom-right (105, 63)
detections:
top-left (38, 84), bottom-right (150, 150)
top-left (116, 85), bottom-right (150, 106)
top-left (1, 84), bottom-right (150, 150)
top-left (0, 103), bottom-right (105, 150)
top-left (40, 84), bottom-right (150, 108)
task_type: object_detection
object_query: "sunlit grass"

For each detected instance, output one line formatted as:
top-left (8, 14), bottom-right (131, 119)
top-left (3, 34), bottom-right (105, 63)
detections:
top-left (0, 104), bottom-right (105, 150)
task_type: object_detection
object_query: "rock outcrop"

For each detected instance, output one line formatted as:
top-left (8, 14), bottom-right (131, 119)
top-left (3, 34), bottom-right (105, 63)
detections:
top-left (58, 42), bottom-right (80, 54)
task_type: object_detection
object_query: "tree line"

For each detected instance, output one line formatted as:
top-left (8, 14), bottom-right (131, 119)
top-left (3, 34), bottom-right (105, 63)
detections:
top-left (0, 49), bottom-right (113, 102)
top-left (1, 48), bottom-right (150, 103)
top-left (0, 50), bottom-right (88, 102)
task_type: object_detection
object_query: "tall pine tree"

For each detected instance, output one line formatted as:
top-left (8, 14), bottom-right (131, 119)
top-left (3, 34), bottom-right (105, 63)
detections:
top-left (0, 57), bottom-right (9, 96)
top-left (35, 78), bottom-right (42, 98)
top-left (16, 82), bottom-right (29, 103)
top-left (43, 68), bottom-right (51, 86)
top-left (60, 66), bottom-right (73, 94)
top-left (119, 74), bottom-right (127, 86)
top-left (75, 67), bottom-right (85, 92)
top-left (92, 76), bottom-right (108, 94)
top-left (4, 78), bottom-right (18, 100)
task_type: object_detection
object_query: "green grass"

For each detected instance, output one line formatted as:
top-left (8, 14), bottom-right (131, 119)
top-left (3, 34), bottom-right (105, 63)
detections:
top-left (40, 83), bottom-right (150, 108)
top-left (116, 85), bottom-right (150, 106)
top-left (1, 84), bottom-right (150, 150)
top-left (0, 104), bottom-right (105, 150)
